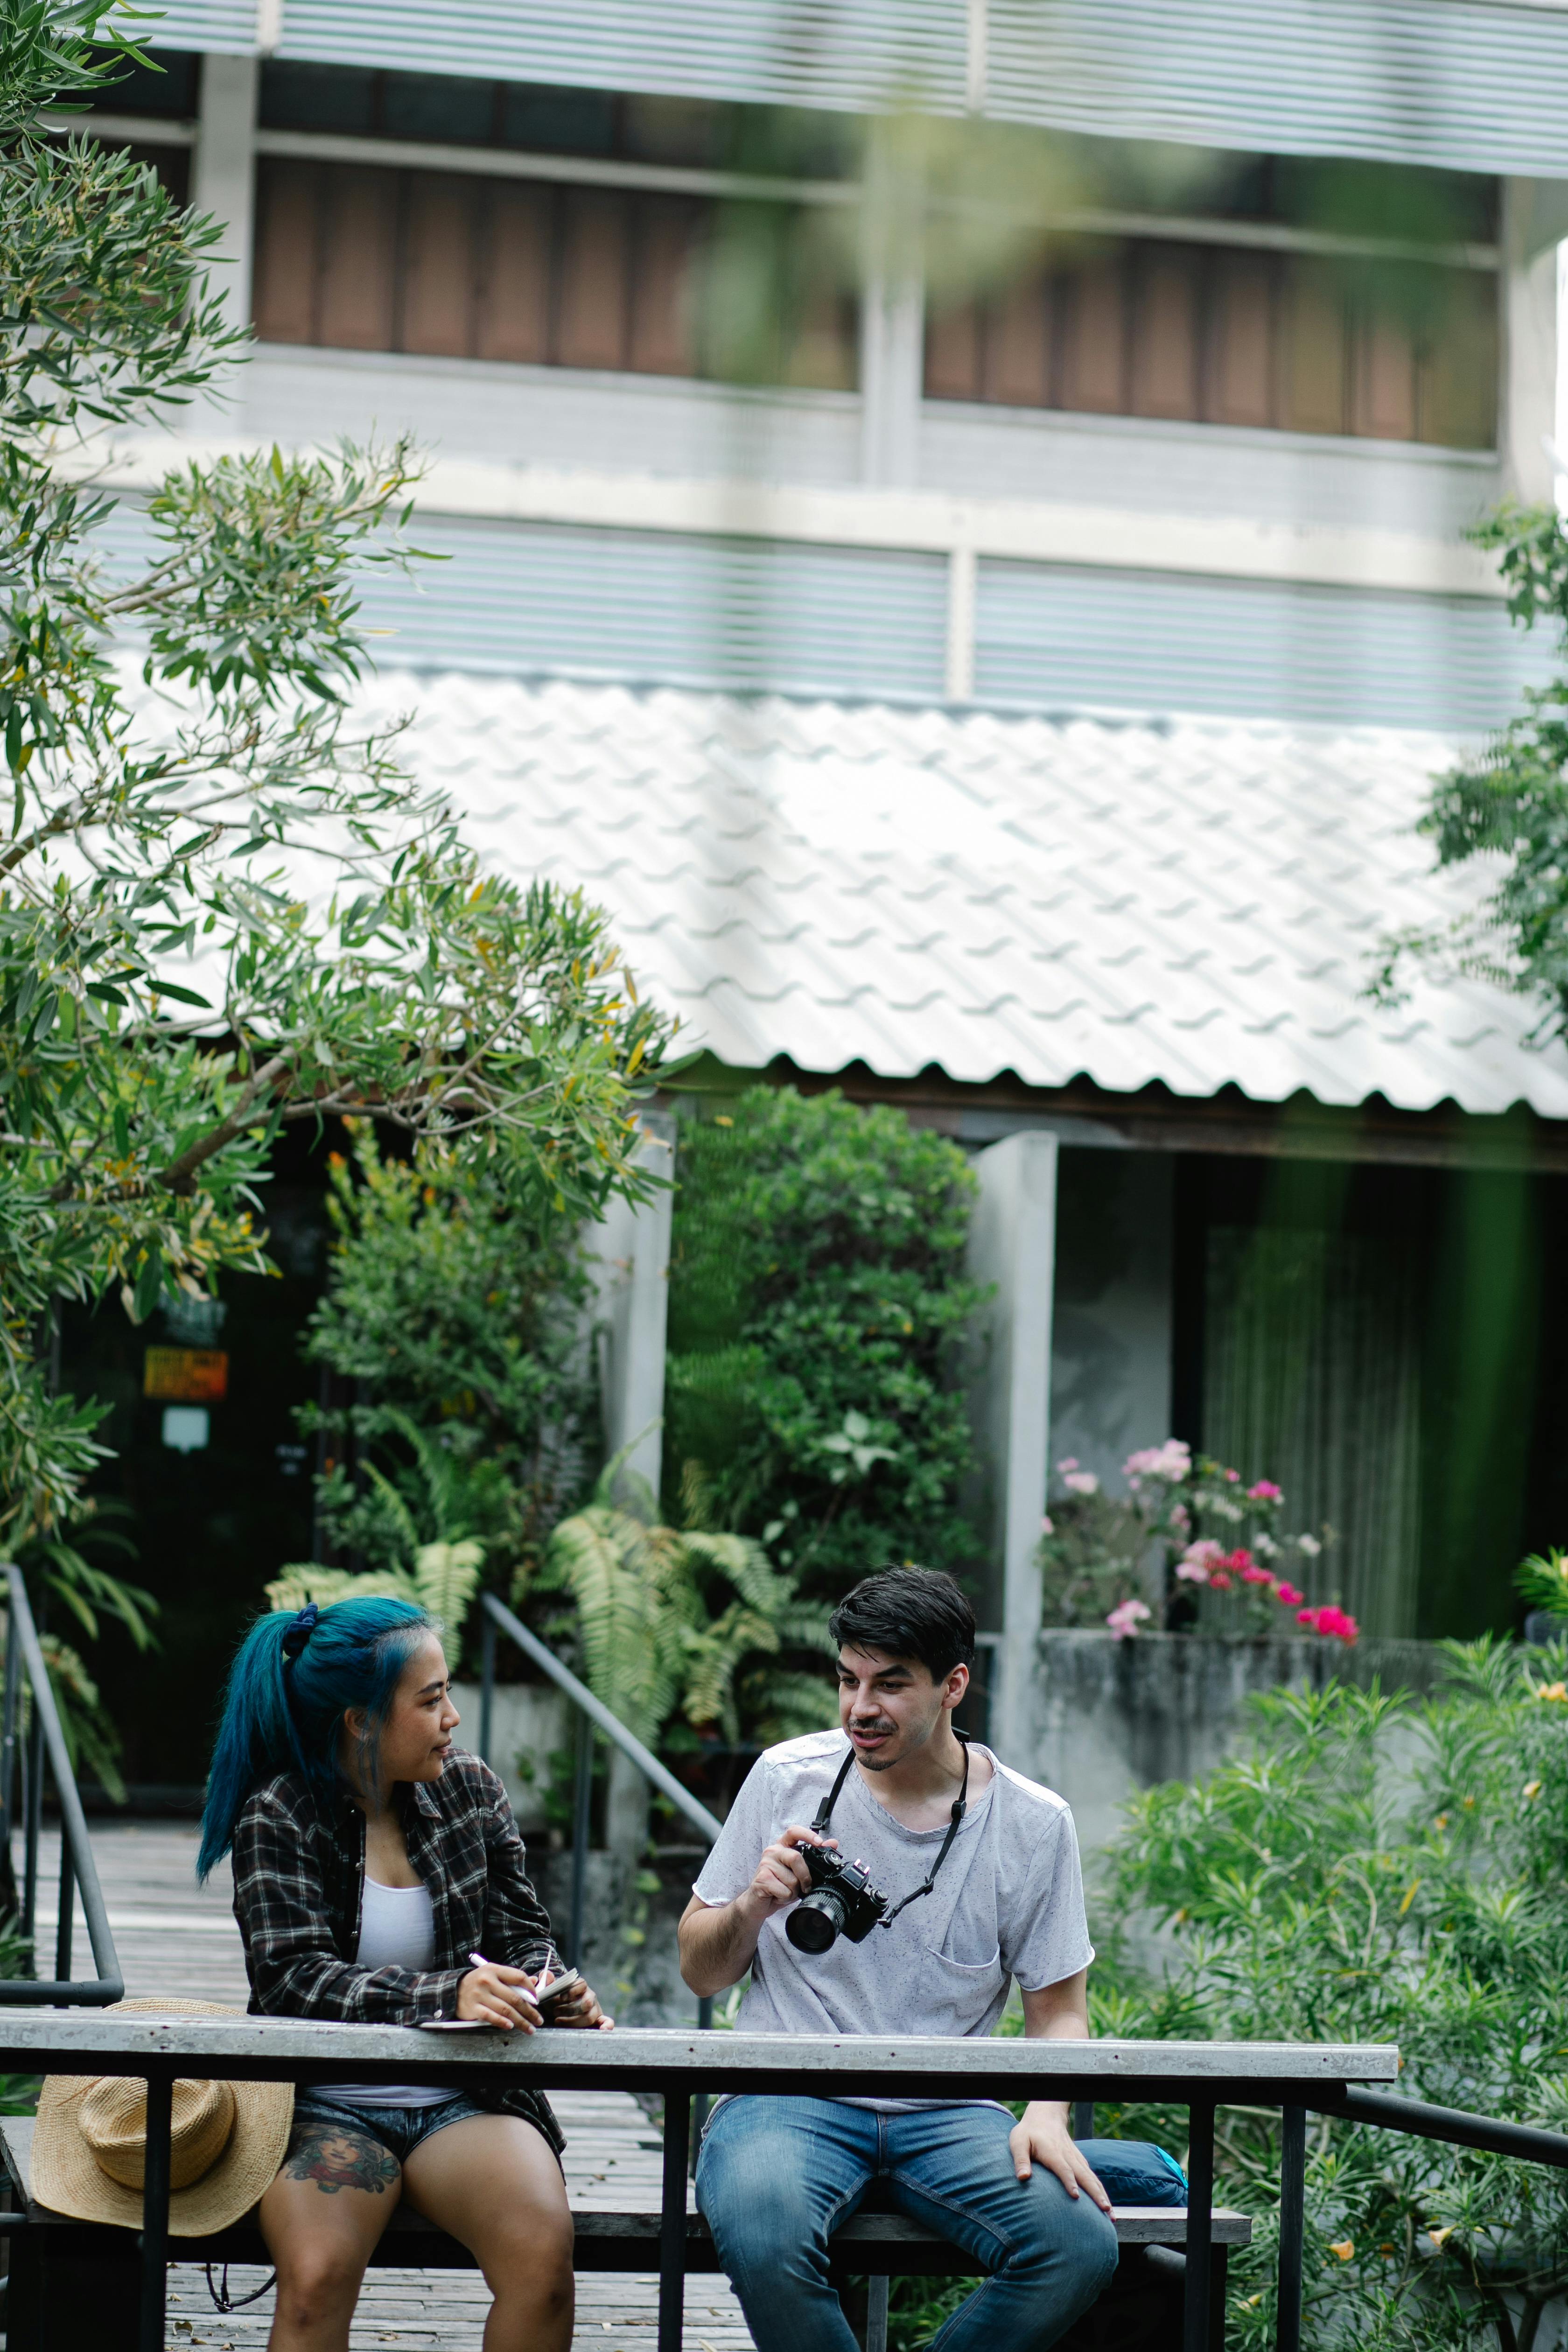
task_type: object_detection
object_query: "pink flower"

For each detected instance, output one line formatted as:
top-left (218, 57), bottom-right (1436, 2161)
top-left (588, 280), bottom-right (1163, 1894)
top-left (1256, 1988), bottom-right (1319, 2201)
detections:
top-left (1040, 1515), bottom-right (1055, 1537)
top-left (1239, 1564), bottom-right (1273, 1586)
top-left (1106, 1598), bottom-right (1152, 1641)
top-left (1275, 1582), bottom-right (1304, 1607)
top-left (1209, 1569), bottom-right (1233, 1590)
top-left (1057, 1457), bottom-right (1079, 1474)
top-left (1247, 1480), bottom-right (1283, 1502)
top-left (1169, 1504), bottom-right (1190, 1530)
top-left (1224, 1468), bottom-right (1241, 1483)
top-left (1297, 1607), bottom-right (1320, 1630)
top-left (1176, 1539), bottom-right (1223, 1585)
top-left (1064, 1470), bottom-right (1099, 1495)
top-left (1123, 1441), bottom-right (1191, 1483)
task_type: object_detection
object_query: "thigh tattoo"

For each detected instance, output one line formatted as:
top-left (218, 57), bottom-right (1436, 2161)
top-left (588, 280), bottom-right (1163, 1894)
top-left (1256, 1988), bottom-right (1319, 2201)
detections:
top-left (283, 2122), bottom-right (400, 2196)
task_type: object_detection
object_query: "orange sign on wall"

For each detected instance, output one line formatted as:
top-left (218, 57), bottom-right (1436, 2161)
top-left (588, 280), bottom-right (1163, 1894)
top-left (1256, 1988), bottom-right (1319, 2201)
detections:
top-left (143, 1347), bottom-right (229, 1405)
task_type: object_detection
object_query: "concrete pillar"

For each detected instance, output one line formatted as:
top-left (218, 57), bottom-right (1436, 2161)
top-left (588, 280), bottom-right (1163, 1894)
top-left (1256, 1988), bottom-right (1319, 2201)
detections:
top-left (589, 1111), bottom-right (675, 1505)
top-left (192, 54), bottom-right (259, 331)
top-left (965, 1132), bottom-right (1058, 1766)
top-left (1499, 179), bottom-right (1566, 506)
top-left (586, 1112), bottom-right (675, 1869)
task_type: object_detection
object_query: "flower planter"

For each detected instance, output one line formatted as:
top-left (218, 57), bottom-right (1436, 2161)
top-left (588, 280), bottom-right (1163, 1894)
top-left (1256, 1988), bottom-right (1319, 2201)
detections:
top-left (1029, 1630), bottom-right (1445, 1861)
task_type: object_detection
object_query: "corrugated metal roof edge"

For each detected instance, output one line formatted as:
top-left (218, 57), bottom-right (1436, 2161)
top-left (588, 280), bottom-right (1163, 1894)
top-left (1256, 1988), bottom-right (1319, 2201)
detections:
top-left (699, 1051), bottom-right (1568, 1160)
top-left (369, 657), bottom-right (1489, 750)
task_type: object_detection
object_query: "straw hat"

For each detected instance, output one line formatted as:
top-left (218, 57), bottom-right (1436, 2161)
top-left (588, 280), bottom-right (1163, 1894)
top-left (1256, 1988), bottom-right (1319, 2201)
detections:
top-left (32, 1999), bottom-right (294, 2234)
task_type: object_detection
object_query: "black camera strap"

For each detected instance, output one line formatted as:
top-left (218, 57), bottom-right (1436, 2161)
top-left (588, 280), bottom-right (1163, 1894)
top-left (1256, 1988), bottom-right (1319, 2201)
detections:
top-left (809, 1732), bottom-right (971, 1931)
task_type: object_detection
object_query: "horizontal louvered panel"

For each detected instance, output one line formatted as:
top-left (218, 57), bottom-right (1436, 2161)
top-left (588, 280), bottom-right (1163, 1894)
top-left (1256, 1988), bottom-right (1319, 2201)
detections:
top-left (236, 0), bottom-right (1568, 176)
top-left (975, 560), bottom-right (1553, 733)
top-left (275, 2), bottom-right (967, 115)
top-left (121, 0), bottom-right (257, 53)
top-left (984, 0), bottom-right (1568, 177)
top-left (358, 518), bottom-right (949, 700)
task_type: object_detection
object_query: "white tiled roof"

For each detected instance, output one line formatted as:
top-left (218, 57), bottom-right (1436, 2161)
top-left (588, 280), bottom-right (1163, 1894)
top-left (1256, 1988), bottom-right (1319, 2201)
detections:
top-left (363, 668), bottom-right (1568, 1121)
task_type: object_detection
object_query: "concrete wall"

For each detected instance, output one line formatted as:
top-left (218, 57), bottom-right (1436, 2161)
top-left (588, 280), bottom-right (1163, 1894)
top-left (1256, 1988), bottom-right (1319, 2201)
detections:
top-left (1025, 1630), bottom-right (1443, 1862)
top-left (1050, 1148), bottom-right (1175, 1498)
top-left (451, 1680), bottom-right (572, 1835)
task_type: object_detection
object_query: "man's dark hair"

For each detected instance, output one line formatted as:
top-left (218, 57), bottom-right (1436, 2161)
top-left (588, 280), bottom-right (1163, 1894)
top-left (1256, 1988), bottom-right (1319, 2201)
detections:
top-left (828, 1567), bottom-right (976, 1683)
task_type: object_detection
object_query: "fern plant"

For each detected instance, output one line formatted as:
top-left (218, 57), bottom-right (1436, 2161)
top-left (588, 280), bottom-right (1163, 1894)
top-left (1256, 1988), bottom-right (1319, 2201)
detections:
top-left (267, 1411), bottom-right (487, 1642)
top-left (542, 1454), bottom-right (835, 1748)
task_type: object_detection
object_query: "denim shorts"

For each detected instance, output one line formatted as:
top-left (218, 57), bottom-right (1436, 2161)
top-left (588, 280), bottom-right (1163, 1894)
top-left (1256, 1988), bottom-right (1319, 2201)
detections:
top-left (291, 2089), bottom-right (491, 2164)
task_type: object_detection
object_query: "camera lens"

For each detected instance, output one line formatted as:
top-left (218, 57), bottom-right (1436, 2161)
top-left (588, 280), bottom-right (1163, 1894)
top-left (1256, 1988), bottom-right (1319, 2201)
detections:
top-left (785, 1890), bottom-right (845, 1953)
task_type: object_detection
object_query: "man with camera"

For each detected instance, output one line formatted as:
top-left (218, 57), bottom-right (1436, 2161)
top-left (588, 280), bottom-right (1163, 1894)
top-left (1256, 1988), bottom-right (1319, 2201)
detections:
top-left (679, 1566), bottom-right (1123, 2352)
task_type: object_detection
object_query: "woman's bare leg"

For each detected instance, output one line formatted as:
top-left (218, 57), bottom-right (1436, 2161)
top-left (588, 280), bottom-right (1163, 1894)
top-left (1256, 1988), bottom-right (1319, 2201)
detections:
top-left (258, 2117), bottom-right (402, 2352)
top-left (401, 2114), bottom-right (574, 2352)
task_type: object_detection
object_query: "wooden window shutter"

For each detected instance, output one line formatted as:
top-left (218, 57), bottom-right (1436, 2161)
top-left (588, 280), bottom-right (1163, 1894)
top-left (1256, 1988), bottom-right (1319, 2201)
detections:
top-left (401, 174), bottom-right (478, 357)
top-left (316, 165), bottom-right (398, 351)
top-left (252, 158), bottom-right (321, 345)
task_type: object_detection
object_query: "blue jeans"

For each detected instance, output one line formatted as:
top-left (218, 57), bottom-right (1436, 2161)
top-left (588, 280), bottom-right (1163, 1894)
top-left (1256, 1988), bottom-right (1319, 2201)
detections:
top-left (695, 2100), bottom-right (1121, 2352)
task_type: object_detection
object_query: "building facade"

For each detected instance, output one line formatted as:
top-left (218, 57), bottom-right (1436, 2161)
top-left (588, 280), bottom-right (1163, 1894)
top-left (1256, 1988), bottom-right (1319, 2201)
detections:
top-left (69, 2), bottom-right (1568, 1767)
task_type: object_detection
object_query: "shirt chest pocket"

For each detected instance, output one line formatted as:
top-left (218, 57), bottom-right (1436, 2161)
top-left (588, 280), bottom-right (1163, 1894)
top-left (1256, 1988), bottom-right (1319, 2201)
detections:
top-left (914, 1943), bottom-right (1005, 2034)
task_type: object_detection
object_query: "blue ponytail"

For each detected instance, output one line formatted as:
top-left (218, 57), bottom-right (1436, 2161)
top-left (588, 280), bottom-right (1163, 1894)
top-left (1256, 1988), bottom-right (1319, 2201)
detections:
top-left (197, 1595), bottom-right (434, 1882)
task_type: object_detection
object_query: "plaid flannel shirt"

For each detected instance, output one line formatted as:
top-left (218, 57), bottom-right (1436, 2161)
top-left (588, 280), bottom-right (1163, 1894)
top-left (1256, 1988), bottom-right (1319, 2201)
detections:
top-left (230, 1750), bottom-right (564, 2153)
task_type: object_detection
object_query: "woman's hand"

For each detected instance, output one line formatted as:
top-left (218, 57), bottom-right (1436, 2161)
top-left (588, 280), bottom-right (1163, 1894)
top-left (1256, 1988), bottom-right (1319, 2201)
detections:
top-left (542, 1977), bottom-right (614, 2031)
top-left (456, 1963), bottom-right (545, 2031)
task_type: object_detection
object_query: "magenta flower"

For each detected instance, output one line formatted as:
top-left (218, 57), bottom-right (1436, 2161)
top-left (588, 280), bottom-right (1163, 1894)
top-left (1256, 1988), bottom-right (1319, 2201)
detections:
top-left (1275, 1582), bottom-right (1304, 1606)
top-left (1247, 1480), bottom-right (1283, 1502)
top-left (1239, 1564), bottom-right (1273, 1586)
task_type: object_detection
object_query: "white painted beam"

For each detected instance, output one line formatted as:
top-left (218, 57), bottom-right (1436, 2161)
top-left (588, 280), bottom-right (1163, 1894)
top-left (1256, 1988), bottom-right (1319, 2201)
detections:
top-left (945, 543), bottom-right (976, 699)
top-left (191, 55), bottom-right (259, 331)
top-left (1501, 179), bottom-right (1561, 505)
top-left (64, 433), bottom-right (1509, 600)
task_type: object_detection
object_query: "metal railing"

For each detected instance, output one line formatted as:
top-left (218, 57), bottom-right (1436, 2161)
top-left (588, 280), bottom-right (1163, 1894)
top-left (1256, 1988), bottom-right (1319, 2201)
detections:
top-left (0, 1563), bottom-right (121, 2004)
top-left (476, 1591), bottom-right (720, 2031)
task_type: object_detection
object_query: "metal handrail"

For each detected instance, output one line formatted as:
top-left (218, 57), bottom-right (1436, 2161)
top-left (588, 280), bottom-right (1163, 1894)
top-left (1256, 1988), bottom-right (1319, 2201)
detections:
top-left (476, 1592), bottom-right (718, 2103)
top-left (0, 1564), bottom-right (122, 2004)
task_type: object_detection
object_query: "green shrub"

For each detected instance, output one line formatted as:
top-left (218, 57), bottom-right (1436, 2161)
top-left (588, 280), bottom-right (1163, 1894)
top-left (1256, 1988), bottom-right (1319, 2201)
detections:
top-left (664, 1089), bottom-right (984, 1601)
top-left (298, 1125), bottom-right (594, 1610)
top-left (1092, 1641), bottom-right (1568, 2349)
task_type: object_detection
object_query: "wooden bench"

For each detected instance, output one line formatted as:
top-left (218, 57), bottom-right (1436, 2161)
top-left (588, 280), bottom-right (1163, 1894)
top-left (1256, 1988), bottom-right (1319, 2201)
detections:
top-left (0, 2117), bottom-right (1249, 2352)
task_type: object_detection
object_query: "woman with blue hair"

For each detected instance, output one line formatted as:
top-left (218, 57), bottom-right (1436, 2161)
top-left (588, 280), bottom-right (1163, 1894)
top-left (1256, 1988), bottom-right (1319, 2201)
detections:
top-left (199, 1593), bottom-right (608, 2352)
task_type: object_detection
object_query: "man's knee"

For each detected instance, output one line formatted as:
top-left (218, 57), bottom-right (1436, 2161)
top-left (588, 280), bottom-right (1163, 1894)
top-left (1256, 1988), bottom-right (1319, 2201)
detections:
top-left (699, 2151), bottom-right (832, 2285)
top-left (1008, 2182), bottom-right (1120, 2298)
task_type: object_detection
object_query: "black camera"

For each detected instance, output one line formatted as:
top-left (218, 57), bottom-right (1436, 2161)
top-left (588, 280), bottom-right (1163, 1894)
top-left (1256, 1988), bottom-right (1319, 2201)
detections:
top-left (785, 1843), bottom-right (889, 1953)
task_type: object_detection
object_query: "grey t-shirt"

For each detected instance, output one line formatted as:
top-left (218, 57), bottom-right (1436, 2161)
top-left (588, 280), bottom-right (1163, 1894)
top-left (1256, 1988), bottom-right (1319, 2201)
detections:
top-left (692, 1730), bottom-right (1093, 2107)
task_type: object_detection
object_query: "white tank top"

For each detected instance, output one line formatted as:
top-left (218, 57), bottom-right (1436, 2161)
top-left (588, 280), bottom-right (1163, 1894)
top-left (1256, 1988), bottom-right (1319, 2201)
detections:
top-left (315, 1878), bottom-right (449, 2109)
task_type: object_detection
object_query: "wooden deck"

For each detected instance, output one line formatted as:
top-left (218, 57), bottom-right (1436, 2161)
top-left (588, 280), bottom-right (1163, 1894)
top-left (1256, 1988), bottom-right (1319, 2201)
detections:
top-left (31, 1824), bottom-right (755, 2352)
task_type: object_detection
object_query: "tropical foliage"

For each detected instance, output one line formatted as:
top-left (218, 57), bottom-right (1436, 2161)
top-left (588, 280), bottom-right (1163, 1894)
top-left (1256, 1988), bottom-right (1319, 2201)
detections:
top-left (0, 0), bottom-right (672, 1558)
top-left (1089, 1643), bottom-right (1568, 2350)
top-left (295, 1126), bottom-right (595, 1612)
top-left (1372, 502), bottom-right (1568, 1040)
top-left (664, 1089), bottom-right (984, 1600)
top-left (1038, 1437), bottom-right (1351, 1641)
top-left (540, 1458), bottom-right (835, 1748)
top-left (266, 1532), bottom-right (485, 1646)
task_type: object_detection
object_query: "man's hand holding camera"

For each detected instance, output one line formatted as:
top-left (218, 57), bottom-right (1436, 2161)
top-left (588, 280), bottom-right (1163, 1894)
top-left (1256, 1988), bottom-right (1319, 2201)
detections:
top-left (740, 1825), bottom-right (836, 1924)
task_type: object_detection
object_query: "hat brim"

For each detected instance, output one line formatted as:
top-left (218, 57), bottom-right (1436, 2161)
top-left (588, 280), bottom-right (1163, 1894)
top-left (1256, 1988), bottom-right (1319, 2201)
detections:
top-left (31, 1999), bottom-right (294, 2235)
